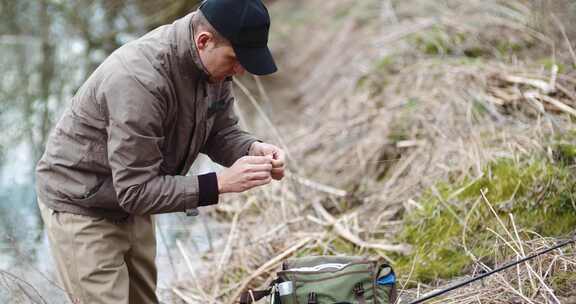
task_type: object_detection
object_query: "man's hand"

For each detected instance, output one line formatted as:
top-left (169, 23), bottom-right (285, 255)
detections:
top-left (248, 142), bottom-right (285, 180)
top-left (217, 156), bottom-right (273, 193)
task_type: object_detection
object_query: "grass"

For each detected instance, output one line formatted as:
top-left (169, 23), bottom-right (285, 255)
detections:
top-left (172, 0), bottom-right (576, 303)
top-left (393, 143), bottom-right (576, 284)
top-left (550, 271), bottom-right (576, 297)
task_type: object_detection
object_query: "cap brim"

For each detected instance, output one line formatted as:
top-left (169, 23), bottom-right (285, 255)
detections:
top-left (234, 46), bottom-right (277, 76)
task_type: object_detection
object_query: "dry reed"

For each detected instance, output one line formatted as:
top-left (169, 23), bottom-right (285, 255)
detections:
top-left (172, 0), bottom-right (576, 303)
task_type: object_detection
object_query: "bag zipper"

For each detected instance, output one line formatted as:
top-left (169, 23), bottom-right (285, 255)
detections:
top-left (280, 261), bottom-right (376, 275)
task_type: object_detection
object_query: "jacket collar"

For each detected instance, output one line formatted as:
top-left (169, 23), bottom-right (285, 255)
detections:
top-left (174, 12), bottom-right (210, 81)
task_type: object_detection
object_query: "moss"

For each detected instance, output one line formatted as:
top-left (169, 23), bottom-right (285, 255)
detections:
top-left (330, 237), bottom-right (360, 253)
top-left (392, 151), bottom-right (576, 285)
top-left (375, 56), bottom-right (395, 72)
top-left (458, 158), bottom-right (539, 204)
top-left (495, 40), bottom-right (524, 55)
top-left (355, 75), bottom-right (370, 91)
top-left (409, 28), bottom-right (493, 58)
top-left (223, 267), bottom-right (249, 285)
top-left (385, 98), bottom-right (420, 143)
top-left (553, 143), bottom-right (576, 166)
top-left (463, 47), bottom-right (489, 58)
top-left (410, 29), bottom-right (454, 56)
top-left (405, 98), bottom-right (419, 110)
top-left (387, 131), bottom-right (408, 145)
top-left (471, 98), bottom-right (488, 119)
top-left (551, 271), bottom-right (576, 297)
top-left (538, 58), bottom-right (566, 74)
top-left (406, 24), bottom-right (539, 61)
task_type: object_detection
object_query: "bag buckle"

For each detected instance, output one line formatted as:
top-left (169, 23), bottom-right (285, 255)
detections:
top-left (307, 292), bottom-right (318, 304)
top-left (353, 283), bottom-right (365, 296)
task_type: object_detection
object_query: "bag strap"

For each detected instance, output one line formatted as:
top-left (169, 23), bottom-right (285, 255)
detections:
top-left (238, 288), bottom-right (272, 304)
top-left (239, 278), bottom-right (283, 304)
top-left (353, 283), bottom-right (367, 304)
top-left (390, 283), bottom-right (398, 304)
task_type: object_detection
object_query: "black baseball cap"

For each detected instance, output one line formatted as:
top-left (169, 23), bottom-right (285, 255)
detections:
top-left (199, 0), bottom-right (278, 76)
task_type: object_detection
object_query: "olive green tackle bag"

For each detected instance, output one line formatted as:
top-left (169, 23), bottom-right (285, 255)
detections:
top-left (239, 256), bottom-right (397, 304)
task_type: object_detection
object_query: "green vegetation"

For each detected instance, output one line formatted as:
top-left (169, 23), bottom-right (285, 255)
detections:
top-left (393, 143), bottom-right (576, 284)
top-left (538, 58), bottom-right (567, 74)
top-left (551, 271), bottom-right (576, 297)
top-left (408, 24), bottom-right (536, 60)
top-left (554, 143), bottom-right (576, 166)
top-left (410, 27), bottom-right (459, 56)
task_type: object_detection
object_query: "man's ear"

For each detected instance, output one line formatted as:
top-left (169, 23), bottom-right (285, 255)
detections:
top-left (196, 31), bottom-right (213, 50)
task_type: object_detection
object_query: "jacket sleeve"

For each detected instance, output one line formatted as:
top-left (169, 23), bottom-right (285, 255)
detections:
top-left (201, 82), bottom-right (259, 167)
top-left (102, 72), bottom-right (199, 215)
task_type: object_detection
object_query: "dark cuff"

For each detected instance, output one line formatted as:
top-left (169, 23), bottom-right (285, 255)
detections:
top-left (198, 173), bottom-right (219, 206)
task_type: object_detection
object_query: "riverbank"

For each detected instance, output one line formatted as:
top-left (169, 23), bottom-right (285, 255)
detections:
top-left (172, 0), bottom-right (576, 303)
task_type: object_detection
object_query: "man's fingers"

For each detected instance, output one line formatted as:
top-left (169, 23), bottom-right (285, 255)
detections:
top-left (274, 149), bottom-right (286, 160)
top-left (271, 159), bottom-right (284, 168)
top-left (271, 149), bottom-right (286, 168)
top-left (248, 176), bottom-right (272, 188)
top-left (271, 168), bottom-right (285, 180)
top-left (249, 171), bottom-right (271, 180)
top-left (247, 163), bottom-right (273, 172)
top-left (271, 168), bottom-right (284, 175)
top-left (229, 151), bottom-right (285, 192)
top-left (243, 155), bottom-right (273, 164)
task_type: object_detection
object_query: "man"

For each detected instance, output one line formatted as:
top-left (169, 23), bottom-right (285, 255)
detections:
top-left (35, 0), bottom-right (285, 303)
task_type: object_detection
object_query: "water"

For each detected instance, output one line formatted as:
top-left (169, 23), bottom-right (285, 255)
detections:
top-left (0, 150), bottom-right (225, 303)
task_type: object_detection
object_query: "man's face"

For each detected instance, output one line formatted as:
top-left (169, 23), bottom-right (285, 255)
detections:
top-left (196, 32), bottom-right (246, 82)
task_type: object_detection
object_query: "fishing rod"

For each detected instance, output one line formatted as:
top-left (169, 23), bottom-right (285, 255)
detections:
top-left (407, 236), bottom-right (576, 304)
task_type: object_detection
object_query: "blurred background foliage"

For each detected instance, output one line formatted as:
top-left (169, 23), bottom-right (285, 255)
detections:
top-left (0, 1), bottom-right (203, 301)
top-left (0, 0), bottom-right (203, 165)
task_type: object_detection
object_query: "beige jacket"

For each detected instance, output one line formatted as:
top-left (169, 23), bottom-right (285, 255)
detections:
top-left (36, 12), bottom-right (257, 220)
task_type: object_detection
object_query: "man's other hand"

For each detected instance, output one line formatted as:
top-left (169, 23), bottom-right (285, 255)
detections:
top-left (248, 142), bottom-right (285, 180)
top-left (217, 156), bottom-right (273, 193)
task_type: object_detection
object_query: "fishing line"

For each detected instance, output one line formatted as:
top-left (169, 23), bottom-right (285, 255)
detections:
top-left (406, 236), bottom-right (576, 304)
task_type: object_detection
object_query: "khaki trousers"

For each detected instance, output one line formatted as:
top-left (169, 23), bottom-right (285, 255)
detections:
top-left (39, 201), bottom-right (158, 304)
